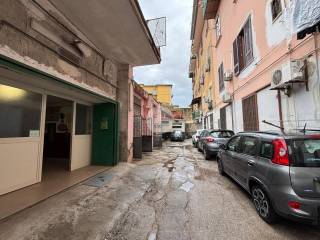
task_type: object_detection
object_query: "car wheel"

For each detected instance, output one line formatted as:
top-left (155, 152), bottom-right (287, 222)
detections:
top-left (251, 185), bottom-right (278, 224)
top-left (217, 157), bottom-right (225, 176)
top-left (204, 149), bottom-right (211, 160)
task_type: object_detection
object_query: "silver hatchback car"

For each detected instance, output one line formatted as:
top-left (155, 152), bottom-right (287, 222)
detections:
top-left (217, 131), bottom-right (320, 225)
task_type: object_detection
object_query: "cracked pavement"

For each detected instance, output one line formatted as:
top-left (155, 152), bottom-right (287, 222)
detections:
top-left (1, 140), bottom-right (320, 240)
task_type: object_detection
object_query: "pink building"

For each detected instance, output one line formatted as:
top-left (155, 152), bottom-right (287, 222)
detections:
top-left (130, 80), bottom-right (162, 159)
top-left (194, 0), bottom-right (320, 132)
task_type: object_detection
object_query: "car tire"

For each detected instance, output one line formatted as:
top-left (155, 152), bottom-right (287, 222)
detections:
top-left (251, 185), bottom-right (278, 224)
top-left (217, 157), bottom-right (225, 176)
top-left (204, 149), bottom-right (211, 160)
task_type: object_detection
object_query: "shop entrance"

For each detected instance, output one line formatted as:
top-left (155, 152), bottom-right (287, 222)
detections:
top-left (42, 95), bottom-right (73, 174)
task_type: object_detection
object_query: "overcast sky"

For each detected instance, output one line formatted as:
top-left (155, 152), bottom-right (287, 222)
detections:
top-left (134, 0), bottom-right (194, 107)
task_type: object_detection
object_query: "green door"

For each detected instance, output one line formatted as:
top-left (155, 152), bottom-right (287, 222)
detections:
top-left (92, 102), bottom-right (119, 166)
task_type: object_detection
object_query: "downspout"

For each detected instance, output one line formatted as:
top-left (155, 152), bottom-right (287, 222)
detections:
top-left (277, 90), bottom-right (284, 132)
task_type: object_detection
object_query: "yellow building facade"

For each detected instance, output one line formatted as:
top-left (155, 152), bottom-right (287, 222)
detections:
top-left (189, 2), bottom-right (216, 130)
top-left (140, 84), bottom-right (172, 106)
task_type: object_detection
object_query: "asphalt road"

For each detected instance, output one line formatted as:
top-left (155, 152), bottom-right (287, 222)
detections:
top-left (1, 139), bottom-right (320, 240)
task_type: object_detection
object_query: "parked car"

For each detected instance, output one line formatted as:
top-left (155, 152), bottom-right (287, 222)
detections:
top-left (198, 130), bottom-right (234, 159)
top-left (192, 129), bottom-right (205, 147)
top-left (170, 130), bottom-right (185, 142)
top-left (217, 131), bottom-right (320, 225)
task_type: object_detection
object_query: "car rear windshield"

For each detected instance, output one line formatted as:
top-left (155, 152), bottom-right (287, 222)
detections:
top-left (210, 131), bottom-right (234, 138)
top-left (290, 139), bottom-right (320, 167)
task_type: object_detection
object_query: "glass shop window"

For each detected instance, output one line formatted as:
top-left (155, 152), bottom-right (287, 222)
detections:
top-left (0, 84), bottom-right (42, 138)
top-left (75, 103), bottom-right (92, 135)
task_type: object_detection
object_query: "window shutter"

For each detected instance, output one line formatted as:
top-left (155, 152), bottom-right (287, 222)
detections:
top-left (244, 18), bottom-right (253, 65)
top-left (233, 39), bottom-right (240, 76)
top-left (218, 63), bottom-right (225, 92)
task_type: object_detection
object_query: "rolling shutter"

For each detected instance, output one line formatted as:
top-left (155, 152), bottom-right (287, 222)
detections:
top-left (242, 94), bottom-right (259, 131)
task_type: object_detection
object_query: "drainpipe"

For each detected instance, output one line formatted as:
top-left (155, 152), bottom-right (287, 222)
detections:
top-left (277, 89), bottom-right (284, 132)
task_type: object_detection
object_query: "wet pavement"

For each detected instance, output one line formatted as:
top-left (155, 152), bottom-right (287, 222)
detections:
top-left (1, 139), bottom-right (320, 240)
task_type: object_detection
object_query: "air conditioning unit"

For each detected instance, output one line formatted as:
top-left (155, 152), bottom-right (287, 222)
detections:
top-left (222, 92), bottom-right (232, 103)
top-left (271, 60), bottom-right (305, 89)
top-left (224, 70), bottom-right (233, 81)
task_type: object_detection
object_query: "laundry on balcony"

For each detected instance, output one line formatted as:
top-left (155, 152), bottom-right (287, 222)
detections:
top-left (292, 0), bottom-right (320, 40)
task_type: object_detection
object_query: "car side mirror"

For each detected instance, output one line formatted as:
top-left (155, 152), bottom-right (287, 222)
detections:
top-left (220, 144), bottom-right (226, 150)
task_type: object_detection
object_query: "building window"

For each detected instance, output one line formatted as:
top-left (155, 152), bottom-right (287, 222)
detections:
top-left (218, 63), bottom-right (225, 92)
top-left (233, 17), bottom-right (254, 76)
top-left (271, 0), bottom-right (282, 21)
top-left (215, 15), bottom-right (221, 42)
top-left (75, 104), bottom-right (92, 135)
top-left (242, 94), bottom-right (259, 131)
top-left (0, 84), bottom-right (42, 138)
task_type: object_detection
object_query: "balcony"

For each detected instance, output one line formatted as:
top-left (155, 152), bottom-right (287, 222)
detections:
top-left (192, 110), bottom-right (201, 120)
top-left (204, 0), bottom-right (220, 20)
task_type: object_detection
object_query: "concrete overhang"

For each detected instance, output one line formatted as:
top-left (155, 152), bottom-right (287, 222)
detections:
top-left (47, 0), bottom-right (161, 66)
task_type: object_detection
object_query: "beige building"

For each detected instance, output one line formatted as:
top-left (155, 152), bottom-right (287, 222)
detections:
top-left (189, 1), bottom-right (217, 130)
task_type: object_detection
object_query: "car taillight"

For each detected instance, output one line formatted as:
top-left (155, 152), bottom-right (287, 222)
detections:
top-left (288, 201), bottom-right (301, 210)
top-left (206, 137), bottom-right (214, 143)
top-left (272, 138), bottom-right (289, 166)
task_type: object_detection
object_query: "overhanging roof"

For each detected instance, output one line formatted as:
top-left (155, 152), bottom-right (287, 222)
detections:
top-left (47, 0), bottom-right (160, 66)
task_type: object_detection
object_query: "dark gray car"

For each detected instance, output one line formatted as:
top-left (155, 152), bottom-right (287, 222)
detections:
top-left (217, 131), bottom-right (320, 225)
top-left (198, 130), bottom-right (234, 160)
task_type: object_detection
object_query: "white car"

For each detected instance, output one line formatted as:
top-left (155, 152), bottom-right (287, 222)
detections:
top-left (192, 129), bottom-right (205, 147)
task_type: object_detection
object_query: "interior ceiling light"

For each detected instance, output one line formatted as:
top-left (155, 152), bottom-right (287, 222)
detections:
top-left (0, 85), bottom-right (27, 101)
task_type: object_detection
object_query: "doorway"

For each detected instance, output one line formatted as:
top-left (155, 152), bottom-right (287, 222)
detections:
top-left (42, 95), bottom-right (73, 174)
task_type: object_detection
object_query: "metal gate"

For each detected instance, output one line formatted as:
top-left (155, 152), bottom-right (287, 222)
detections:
top-left (220, 107), bottom-right (226, 130)
top-left (142, 117), bottom-right (153, 152)
top-left (133, 97), bottom-right (142, 159)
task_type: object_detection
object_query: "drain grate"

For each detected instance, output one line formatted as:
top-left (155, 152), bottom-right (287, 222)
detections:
top-left (83, 172), bottom-right (114, 187)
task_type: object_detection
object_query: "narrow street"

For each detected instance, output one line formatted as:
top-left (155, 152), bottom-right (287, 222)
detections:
top-left (0, 140), bottom-right (319, 240)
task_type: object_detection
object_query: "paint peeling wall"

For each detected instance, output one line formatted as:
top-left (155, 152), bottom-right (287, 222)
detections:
top-left (0, 0), bottom-right (118, 100)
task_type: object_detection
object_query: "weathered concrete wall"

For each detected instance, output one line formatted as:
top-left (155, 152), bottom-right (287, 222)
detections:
top-left (0, 0), bottom-right (117, 100)
top-left (117, 64), bottom-right (131, 162)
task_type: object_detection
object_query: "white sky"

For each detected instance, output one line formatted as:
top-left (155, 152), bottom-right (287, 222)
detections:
top-left (134, 0), bottom-right (194, 107)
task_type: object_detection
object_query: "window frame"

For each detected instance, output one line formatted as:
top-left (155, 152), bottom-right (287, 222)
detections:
top-left (233, 16), bottom-right (254, 76)
top-left (227, 136), bottom-right (242, 153)
top-left (271, 0), bottom-right (283, 22)
top-left (241, 136), bottom-right (258, 157)
top-left (75, 103), bottom-right (92, 135)
top-left (218, 62), bottom-right (225, 92)
top-left (259, 141), bottom-right (274, 160)
top-left (0, 84), bottom-right (43, 139)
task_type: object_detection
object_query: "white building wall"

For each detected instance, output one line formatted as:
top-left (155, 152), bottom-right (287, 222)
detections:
top-left (257, 87), bottom-right (281, 131)
top-left (233, 100), bottom-right (244, 133)
top-left (226, 105), bottom-right (233, 130)
top-left (281, 55), bottom-right (320, 131)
